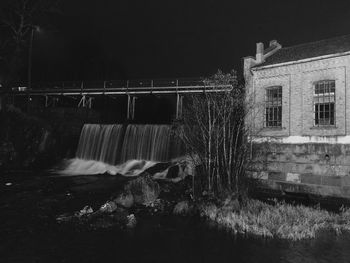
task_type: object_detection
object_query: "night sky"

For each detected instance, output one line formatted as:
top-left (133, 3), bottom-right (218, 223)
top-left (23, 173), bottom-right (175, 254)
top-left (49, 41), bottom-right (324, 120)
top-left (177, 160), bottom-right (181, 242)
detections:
top-left (25, 0), bottom-right (350, 81)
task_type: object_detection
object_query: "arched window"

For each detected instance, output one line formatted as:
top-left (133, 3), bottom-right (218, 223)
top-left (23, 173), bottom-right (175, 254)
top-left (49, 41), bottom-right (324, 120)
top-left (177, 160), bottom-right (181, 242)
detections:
top-left (265, 86), bottom-right (282, 127)
top-left (314, 80), bottom-right (335, 126)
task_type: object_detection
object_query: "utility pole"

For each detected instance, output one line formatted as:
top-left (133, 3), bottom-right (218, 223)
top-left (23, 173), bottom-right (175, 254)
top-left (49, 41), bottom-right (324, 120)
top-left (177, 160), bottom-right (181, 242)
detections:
top-left (27, 27), bottom-right (35, 90)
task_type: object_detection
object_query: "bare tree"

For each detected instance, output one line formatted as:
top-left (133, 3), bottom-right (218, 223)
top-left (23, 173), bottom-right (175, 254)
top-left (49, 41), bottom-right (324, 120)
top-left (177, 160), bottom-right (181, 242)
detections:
top-left (0, 0), bottom-right (60, 85)
top-left (175, 70), bottom-right (256, 197)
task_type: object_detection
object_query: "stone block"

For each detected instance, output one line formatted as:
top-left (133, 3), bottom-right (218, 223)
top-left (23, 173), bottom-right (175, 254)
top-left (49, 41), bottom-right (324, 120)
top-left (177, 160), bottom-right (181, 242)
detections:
top-left (286, 173), bottom-right (301, 183)
top-left (321, 176), bottom-right (342, 187)
top-left (268, 172), bottom-right (286, 181)
top-left (300, 173), bottom-right (321, 185)
top-left (341, 176), bottom-right (350, 186)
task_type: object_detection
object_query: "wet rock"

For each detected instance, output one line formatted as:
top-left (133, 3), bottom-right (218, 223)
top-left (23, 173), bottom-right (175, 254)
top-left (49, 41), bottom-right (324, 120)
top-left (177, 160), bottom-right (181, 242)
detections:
top-left (165, 161), bottom-right (194, 182)
top-left (99, 200), bottom-right (119, 213)
top-left (126, 214), bottom-right (137, 228)
top-left (125, 174), bottom-right (160, 205)
top-left (75, 205), bottom-right (94, 217)
top-left (114, 191), bottom-right (134, 208)
top-left (152, 168), bottom-right (169, 180)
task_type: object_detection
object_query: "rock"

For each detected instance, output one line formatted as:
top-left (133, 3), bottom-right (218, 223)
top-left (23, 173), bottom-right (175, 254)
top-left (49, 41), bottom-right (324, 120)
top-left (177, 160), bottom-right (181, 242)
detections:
top-left (165, 161), bottom-right (193, 182)
top-left (75, 205), bottom-right (94, 217)
top-left (125, 174), bottom-right (160, 205)
top-left (173, 200), bottom-right (191, 215)
top-left (114, 191), bottom-right (134, 208)
top-left (152, 168), bottom-right (169, 180)
top-left (126, 214), bottom-right (137, 228)
top-left (99, 200), bottom-right (119, 213)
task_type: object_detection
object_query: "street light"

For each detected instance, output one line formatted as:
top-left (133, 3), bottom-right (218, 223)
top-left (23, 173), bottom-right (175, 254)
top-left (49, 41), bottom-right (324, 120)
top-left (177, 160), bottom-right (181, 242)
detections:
top-left (27, 25), bottom-right (41, 90)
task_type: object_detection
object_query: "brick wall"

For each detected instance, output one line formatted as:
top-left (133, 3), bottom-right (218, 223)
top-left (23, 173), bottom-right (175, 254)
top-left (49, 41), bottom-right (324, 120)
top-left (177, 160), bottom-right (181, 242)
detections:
top-left (247, 54), bottom-right (350, 137)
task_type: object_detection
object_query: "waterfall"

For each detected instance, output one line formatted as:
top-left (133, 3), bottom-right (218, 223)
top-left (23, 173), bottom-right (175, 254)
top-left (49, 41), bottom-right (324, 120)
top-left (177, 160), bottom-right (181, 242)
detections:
top-left (60, 123), bottom-right (182, 176)
top-left (120, 125), bottom-right (171, 163)
top-left (76, 124), bottom-right (124, 165)
top-left (76, 124), bottom-right (175, 164)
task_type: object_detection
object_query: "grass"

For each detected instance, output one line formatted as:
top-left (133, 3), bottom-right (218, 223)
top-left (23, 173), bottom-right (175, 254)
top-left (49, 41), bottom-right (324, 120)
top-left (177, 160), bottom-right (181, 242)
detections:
top-left (198, 199), bottom-right (350, 240)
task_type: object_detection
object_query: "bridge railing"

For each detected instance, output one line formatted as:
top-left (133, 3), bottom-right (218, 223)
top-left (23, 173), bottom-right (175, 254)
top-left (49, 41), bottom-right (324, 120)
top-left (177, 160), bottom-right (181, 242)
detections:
top-left (9, 78), bottom-right (233, 95)
top-left (31, 78), bottom-right (224, 89)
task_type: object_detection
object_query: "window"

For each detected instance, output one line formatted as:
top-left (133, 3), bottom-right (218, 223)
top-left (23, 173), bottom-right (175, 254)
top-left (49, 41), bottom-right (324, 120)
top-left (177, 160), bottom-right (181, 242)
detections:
top-left (265, 86), bottom-right (282, 127)
top-left (314, 80), bottom-right (335, 126)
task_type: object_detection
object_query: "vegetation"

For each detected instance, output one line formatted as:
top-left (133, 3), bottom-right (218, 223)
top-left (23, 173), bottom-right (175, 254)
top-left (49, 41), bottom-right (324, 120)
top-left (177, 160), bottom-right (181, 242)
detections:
top-left (174, 70), bottom-right (253, 197)
top-left (0, 0), bottom-right (60, 85)
top-left (199, 199), bottom-right (350, 240)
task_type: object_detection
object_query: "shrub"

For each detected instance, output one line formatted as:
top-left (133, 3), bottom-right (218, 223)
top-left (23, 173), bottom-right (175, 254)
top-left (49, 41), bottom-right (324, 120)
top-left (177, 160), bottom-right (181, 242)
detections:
top-left (199, 199), bottom-right (350, 240)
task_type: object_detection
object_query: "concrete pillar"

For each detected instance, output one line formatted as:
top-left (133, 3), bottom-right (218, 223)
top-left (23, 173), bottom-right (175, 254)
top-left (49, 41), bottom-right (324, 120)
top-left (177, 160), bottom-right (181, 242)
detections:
top-left (127, 95), bottom-right (136, 120)
top-left (176, 93), bottom-right (183, 119)
top-left (78, 95), bottom-right (93, 108)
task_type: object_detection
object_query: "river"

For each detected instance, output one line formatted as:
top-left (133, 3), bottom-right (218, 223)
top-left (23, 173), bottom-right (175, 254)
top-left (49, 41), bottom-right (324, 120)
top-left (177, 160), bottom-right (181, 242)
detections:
top-left (1, 171), bottom-right (350, 263)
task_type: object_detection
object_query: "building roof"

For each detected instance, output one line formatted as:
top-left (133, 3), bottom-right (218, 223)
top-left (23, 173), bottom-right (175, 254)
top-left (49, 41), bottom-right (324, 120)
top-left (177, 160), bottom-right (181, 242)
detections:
top-left (257, 34), bottom-right (350, 67)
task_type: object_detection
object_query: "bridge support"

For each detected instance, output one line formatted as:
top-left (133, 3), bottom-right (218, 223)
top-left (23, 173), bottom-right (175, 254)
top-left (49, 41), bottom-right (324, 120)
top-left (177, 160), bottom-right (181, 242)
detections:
top-left (127, 95), bottom-right (136, 120)
top-left (45, 96), bottom-right (59, 107)
top-left (176, 94), bottom-right (183, 119)
top-left (78, 95), bottom-right (93, 108)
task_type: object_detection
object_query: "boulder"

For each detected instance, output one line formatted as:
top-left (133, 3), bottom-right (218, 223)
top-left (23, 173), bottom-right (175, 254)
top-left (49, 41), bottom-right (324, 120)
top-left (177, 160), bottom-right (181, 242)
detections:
top-left (125, 173), bottom-right (160, 205)
top-left (114, 191), bottom-right (134, 208)
top-left (99, 200), bottom-right (119, 213)
top-left (75, 205), bottom-right (94, 217)
top-left (126, 214), bottom-right (137, 228)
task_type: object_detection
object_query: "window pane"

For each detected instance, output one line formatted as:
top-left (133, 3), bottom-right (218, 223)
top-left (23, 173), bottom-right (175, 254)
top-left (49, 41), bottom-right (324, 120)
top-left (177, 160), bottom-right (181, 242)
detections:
top-left (265, 87), bottom-right (282, 127)
top-left (314, 80), bottom-right (335, 126)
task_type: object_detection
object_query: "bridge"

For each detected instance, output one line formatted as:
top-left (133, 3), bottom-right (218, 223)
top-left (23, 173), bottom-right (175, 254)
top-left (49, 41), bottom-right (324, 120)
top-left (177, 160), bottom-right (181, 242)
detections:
top-left (3, 78), bottom-right (233, 120)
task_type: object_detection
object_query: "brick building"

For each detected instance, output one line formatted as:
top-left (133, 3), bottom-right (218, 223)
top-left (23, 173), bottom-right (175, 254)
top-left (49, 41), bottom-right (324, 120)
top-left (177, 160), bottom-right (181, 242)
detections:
top-left (244, 35), bottom-right (350, 200)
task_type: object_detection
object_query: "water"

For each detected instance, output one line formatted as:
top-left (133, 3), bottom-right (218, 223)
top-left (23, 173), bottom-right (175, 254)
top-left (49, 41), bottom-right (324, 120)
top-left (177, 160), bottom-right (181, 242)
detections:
top-left (120, 125), bottom-right (171, 163)
top-left (76, 124), bottom-right (124, 164)
top-left (62, 124), bottom-right (182, 176)
top-left (1, 172), bottom-right (350, 263)
top-left (76, 124), bottom-right (175, 165)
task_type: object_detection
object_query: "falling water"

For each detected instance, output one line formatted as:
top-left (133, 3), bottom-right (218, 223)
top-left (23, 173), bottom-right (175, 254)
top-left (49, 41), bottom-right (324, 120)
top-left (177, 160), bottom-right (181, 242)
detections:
top-left (75, 124), bottom-right (124, 164)
top-left (61, 123), bottom-right (182, 176)
top-left (119, 125), bottom-right (171, 163)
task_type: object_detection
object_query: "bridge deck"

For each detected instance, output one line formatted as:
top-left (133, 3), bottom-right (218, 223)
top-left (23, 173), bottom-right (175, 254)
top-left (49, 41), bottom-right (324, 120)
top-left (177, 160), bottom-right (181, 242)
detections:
top-left (6, 79), bottom-right (233, 96)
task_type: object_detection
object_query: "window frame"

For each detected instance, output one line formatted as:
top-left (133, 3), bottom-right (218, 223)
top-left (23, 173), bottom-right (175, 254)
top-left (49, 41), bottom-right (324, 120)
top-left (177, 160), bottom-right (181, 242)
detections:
top-left (264, 86), bottom-right (282, 128)
top-left (313, 80), bottom-right (336, 127)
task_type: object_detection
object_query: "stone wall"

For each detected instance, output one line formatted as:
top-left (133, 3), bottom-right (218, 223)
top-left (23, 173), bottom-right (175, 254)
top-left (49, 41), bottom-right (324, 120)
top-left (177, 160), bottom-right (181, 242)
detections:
top-left (251, 142), bottom-right (350, 199)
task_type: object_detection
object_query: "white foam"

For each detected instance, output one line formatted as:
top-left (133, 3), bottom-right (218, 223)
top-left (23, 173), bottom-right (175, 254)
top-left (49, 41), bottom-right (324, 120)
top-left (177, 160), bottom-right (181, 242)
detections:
top-left (58, 158), bottom-right (157, 177)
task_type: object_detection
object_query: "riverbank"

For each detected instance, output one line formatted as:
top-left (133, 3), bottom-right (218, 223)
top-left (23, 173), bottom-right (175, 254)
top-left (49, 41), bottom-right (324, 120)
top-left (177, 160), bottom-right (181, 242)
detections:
top-left (198, 198), bottom-right (350, 240)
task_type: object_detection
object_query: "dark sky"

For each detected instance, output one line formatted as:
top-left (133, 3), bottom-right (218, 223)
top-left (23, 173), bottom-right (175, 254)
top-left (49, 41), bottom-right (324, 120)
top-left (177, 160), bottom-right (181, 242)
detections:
top-left (30, 0), bottom-right (350, 81)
